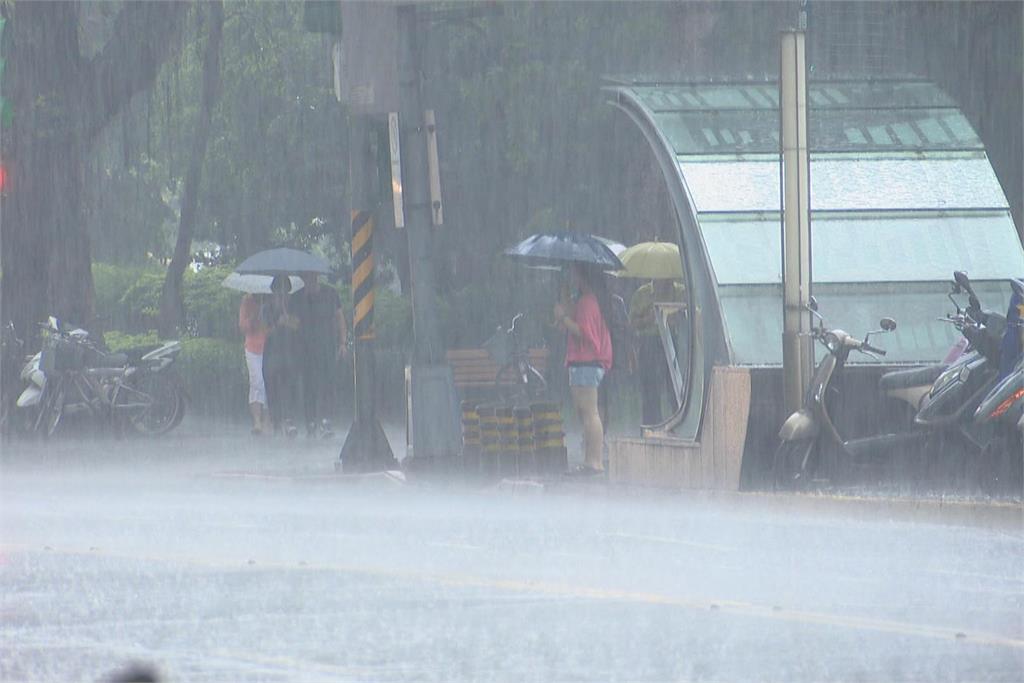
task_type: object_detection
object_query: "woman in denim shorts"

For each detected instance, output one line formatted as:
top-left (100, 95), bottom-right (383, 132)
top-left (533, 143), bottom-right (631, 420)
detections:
top-left (554, 264), bottom-right (613, 474)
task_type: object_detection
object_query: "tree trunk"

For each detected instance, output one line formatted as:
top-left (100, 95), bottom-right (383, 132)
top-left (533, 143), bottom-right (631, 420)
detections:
top-left (1, 1), bottom-right (186, 338)
top-left (158, 2), bottom-right (224, 338)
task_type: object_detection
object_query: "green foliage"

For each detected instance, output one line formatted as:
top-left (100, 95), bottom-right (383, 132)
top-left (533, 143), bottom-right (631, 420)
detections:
top-left (95, 263), bottom-right (242, 339)
top-left (93, 262), bottom-right (160, 331)
top-left (181, 265), bottom-right (243, 339)
top-left (105, 330), bottom-right (247, 418)
top-left (116, 271), bottom-right (165, 332)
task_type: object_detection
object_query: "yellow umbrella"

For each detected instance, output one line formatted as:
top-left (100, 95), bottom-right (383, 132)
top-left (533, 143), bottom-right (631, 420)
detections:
top-left (616, 241), bottom-right (684, 279)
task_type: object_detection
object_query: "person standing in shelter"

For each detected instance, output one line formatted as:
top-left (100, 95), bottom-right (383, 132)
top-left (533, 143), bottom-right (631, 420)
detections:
top-left (238, 292), bottom-right (270, 435)
top-left (292, 271), bottom-right (348, 438)
top-left (262, 275), bottom-right (303, 437)
top-left (554, 263), bottom-right (613, 475)
top-left (629, 278), bottom-right (686, 424)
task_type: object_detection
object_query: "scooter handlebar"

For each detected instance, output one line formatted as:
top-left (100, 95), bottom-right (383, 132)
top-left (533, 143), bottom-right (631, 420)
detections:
top-left (861, 342), bottom-right (886, 356)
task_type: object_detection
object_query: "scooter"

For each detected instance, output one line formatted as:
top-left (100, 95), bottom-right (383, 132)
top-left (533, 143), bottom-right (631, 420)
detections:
top-left (913, 273), bottom-right (1010, 450)
top-left (970, 279), bottom-right (1024, 492)
top-left (878, 271), bottom-right (994, 417)
top-left (773, 297), bottom-right (905, 488)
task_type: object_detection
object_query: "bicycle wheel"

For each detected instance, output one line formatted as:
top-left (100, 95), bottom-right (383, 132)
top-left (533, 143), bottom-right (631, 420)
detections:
top-left (122, 373), bottom-right (183, 436)
top-left (35, 377), bottom-right (66, 439)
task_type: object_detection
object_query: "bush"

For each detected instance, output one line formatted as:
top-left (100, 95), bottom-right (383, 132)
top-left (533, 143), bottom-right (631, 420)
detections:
top-left (106, 331), bottom-right (247, 419)
top-left (93, 263), bottom-right (160, 332)
top-left (95, 263), bottom-right (243, 340)
top-left (181, 266), bottom-right (244, 340)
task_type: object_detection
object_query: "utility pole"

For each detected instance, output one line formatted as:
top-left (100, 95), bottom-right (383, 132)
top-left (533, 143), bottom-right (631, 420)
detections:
top-left (332, 2), bottom-right (461, 472)
top-left (395, 4), bottom-right (461, 470)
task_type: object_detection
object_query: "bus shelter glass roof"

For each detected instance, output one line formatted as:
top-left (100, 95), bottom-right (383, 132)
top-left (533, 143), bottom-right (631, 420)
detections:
top-left (616, 79), bottom-right (1023, 365)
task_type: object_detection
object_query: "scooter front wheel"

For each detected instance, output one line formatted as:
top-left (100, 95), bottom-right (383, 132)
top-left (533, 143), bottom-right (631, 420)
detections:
top-left (773, 439), bottom-right (816, 491)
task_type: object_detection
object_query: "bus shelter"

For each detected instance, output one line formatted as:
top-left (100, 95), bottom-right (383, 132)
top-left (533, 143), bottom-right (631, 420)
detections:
top-left (604, 78), bottom-right (1024, 490)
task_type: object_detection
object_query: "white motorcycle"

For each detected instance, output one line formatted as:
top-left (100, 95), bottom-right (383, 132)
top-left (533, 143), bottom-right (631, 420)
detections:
top-left (18, 317), bottom-right (187, 438)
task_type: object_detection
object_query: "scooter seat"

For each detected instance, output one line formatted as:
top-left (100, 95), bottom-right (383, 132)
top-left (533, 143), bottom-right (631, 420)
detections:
top-left (879, 364), bottom-right (946, 391)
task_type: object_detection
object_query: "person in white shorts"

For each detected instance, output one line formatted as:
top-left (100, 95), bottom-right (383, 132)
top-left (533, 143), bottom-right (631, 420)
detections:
top-left (239, 293), bottom-right (270, 434)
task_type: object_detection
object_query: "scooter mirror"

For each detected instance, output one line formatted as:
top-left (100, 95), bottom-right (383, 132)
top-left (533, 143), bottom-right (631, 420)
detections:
top-left (953, 270), bottom-right (971, 289)
top-left (879, 317), bottom-right (897, 332)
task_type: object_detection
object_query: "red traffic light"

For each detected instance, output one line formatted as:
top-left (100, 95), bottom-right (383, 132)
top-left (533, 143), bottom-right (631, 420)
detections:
top-left (0, 164), bottom-right (6, 192)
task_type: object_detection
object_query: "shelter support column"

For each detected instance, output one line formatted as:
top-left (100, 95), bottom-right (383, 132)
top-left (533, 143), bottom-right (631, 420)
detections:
top-left (780, 30), bottom-right (813, 415)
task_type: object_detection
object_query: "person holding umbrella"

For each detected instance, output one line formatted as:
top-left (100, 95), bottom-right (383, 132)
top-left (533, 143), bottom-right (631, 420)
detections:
top-left (233, 248), bottom-right (332, 437)
top-left (224, 272), bottom-right (305, 436)
top-left (554, 263), bottom-right (614, 475)
top-left (262, 275), bottom-right (303, 437)
top-left (619, 240), bottom-right (688, 425)
top-left (292, 271), bottom-right (348, 438)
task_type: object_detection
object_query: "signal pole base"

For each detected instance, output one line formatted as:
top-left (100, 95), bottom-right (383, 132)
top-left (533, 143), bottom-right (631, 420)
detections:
top-left (339, 417), bottom-right (397, 474)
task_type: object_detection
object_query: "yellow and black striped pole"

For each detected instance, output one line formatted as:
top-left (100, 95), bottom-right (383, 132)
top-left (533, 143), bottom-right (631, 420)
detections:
top-left (351, 209), bottom-right (375, 340)
top-left (339, 116), bottom-right (395, 473)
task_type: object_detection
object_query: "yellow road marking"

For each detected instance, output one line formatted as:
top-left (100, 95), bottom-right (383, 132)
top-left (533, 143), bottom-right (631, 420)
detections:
top-left (599, 531), bottom-right (736, 553)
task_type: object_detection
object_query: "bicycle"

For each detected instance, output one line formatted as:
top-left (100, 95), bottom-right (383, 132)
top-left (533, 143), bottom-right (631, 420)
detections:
top-left (34, 320), bottom-right (185, 438)
top-left (486, 313), bottom-right (547, 405)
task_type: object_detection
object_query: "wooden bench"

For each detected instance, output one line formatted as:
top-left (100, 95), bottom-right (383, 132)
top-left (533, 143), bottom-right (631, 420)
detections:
top-left (446, 348), bottom-right (550, 393)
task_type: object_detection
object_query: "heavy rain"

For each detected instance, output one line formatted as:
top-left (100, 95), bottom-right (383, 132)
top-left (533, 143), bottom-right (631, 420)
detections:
top-left (1, 2), bottom-right (1022, 682)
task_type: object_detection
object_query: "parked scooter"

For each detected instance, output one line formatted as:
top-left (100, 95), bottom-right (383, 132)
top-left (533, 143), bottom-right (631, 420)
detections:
top-left (1, 321), bottom-right (33, 436)
top-left (970, 279), bottom-right (1024, 492)
top-left (972, 355), bottom-right (1023, 492)
top-left (913, 272), bottom-right (1009, 451)
top-left (878, 271), bottom-right (995, 417)
top-left (18, 317), bottom-right (186, 437)
top-left (773, 298), bottom-right (905, 488)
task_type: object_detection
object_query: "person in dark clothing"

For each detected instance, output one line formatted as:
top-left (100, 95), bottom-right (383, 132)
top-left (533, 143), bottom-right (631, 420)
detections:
top-left (262, 275), bottom-right (303, 437)
top-left (292, 272), bottom-right (348, 438)
top-left (629, 279), bottom-right (685, 425)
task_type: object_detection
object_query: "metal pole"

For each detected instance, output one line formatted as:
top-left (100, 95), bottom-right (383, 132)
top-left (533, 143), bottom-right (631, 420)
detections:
top-left (339, 114), bottom-right (397, 473)
top-left (780, 30), bottom-right (813, 415)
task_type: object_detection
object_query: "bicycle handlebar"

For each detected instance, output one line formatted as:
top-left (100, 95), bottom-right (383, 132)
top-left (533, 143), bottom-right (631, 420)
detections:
top-left (507, 313), bottom-right (524, 334)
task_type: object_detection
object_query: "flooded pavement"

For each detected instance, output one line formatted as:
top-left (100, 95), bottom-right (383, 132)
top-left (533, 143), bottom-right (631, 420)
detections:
top-left (1, 422), bottom-right (1022, 682)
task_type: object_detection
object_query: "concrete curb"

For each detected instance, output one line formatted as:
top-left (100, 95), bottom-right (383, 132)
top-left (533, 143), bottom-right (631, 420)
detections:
top-left (539, 479), bottom-right (1024, 532)
top-left (207, 469), bottom-right (407, 489)
top-left (204, 468), bottom-right (1021, 532)
top-left (676, 489), bottom-right (1023, 532)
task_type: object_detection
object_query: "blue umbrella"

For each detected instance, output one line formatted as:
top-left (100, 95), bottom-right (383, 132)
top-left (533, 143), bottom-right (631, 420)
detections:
top-left (235, 248), bottom-right (330, 276)
top-left (504, 232), bottom-right (625, 271)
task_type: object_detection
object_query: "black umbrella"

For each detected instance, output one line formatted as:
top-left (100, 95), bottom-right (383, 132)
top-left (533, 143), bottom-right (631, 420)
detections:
top-left (504, 232), bottom-right (625, 271)
top-left (235, 248), bottom-right (330, 276)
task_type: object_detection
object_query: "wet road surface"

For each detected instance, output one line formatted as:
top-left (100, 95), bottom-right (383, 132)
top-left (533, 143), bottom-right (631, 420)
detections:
top-left (2, 424), bottom-right (1022, 682)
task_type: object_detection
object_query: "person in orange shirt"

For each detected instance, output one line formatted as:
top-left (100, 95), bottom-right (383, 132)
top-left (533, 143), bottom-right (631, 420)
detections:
top-left (239, 293), bottom-right (270, 434)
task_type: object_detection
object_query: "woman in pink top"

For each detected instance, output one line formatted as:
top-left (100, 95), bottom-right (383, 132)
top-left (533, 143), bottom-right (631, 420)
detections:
top-left (554, 263), bottom-right (613, 474)
top-left (239, 293), bottom-right (270, 434)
